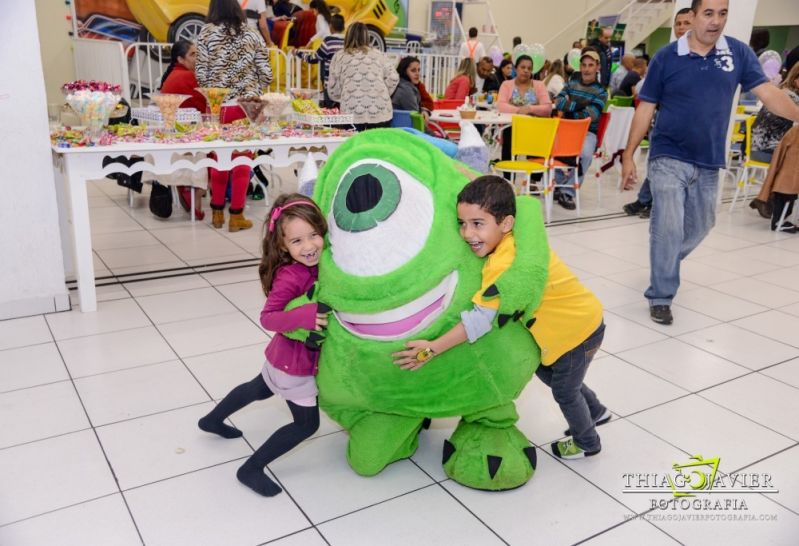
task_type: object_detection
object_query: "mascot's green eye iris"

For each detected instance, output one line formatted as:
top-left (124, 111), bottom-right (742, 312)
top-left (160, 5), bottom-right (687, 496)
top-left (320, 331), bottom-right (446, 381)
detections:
top-left (333, 164), bottom-right (402, 232)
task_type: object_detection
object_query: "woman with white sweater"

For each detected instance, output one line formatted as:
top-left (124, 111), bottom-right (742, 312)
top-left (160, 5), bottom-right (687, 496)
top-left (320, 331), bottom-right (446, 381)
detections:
top-left (327, 22), bottom-right (399, 131)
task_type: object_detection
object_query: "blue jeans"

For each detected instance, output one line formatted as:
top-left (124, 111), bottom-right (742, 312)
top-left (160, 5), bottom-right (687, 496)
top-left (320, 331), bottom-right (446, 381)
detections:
top-left (638, 177), bottom-right (652, 205)
top-left (645, 157), bottom-right (719, 306)
top-left (554, 131), bottom-right (597, 197)
top-left (535, 323), bottom-right (606, 452)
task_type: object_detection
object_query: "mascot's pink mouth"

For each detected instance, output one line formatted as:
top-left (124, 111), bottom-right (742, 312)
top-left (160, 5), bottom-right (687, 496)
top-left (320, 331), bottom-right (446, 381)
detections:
top-left (335, 272), bottom-right (458, 341)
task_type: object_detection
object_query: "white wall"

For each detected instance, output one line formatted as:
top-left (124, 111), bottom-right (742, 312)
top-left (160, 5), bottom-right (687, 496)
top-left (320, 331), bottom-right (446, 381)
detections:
top-left (753, 0), bottom-right (799, 26)
top-left (0, 0), bottom-right (69, 319)
top-left (36, 0), bottom-right (76, 104)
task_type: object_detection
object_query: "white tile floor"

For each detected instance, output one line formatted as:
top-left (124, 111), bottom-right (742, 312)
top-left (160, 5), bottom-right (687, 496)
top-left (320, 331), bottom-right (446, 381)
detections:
top-left (2, 172), bottom-right (799, 545)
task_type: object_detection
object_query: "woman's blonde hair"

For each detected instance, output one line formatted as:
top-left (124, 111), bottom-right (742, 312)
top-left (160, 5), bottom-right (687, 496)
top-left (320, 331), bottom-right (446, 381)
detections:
top-left (544, 59), bottom-right (565, 86)
top-left (453, 57), bottom-right (476, 91)
top-left (343, 22), bottom-right (370, 52)
top-left (781, 62), bottom-right (799, 93)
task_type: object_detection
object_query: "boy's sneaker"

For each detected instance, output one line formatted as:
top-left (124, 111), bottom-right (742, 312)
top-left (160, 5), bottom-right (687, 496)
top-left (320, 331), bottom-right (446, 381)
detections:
top-left (551, 438), bottom-right (600, 460)
top-left (563, 408), bottom-right (612, 436)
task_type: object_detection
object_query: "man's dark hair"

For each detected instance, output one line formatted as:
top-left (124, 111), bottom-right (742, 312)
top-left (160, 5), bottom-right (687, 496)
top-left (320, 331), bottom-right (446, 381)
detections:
top-left (330, 13), bottom-right (345, 33)
top-left (676, 7), bottom-right (691, 17)
top-left (690, 0), bottom-right (702, 12)
top-left (513, 36), bottom-right (522, 47)
top-left (468, 27), bottom-right (478, 39)
top-left (457, 176), bottom-right (515, 222)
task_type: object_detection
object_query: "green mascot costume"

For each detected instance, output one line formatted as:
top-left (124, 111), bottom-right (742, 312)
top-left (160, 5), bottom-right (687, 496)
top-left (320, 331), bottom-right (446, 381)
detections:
top-left (304, 129), bottom-right (550, 490)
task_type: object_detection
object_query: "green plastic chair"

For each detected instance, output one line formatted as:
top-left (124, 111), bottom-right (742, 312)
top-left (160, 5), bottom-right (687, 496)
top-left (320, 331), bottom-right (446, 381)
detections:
top-left (410, 111), bottom-right (425, 132)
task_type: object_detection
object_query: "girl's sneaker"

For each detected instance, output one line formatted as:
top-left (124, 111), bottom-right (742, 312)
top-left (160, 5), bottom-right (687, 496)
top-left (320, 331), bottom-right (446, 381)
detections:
top-left (551, 438), bottom-right (600, 460)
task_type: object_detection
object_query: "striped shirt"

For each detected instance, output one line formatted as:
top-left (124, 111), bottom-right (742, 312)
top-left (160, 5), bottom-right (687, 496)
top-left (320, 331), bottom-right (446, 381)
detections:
top-left (555, 78), bottom-right (607, 134)
top-left (298, 33), bottom-right (344, 84)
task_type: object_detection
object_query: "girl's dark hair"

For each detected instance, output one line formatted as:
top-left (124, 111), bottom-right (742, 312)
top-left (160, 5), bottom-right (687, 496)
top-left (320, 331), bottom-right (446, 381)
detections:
top-left (309, 0), bottom-right (332, 24)
top-left (396, 56), bottom-right (420, 81)
top-left (499, 58), bottom-right (513, 75)
top-left (160, 39), bottom-right (194, 89)
top-left (207, 0), bottom-right (246, 35)
top-left (259, 193), bottom-right (327, 296)
top-left (457, 175), bottom-right (516, 222)
top-left (515, 54), bottom-right (533, 68)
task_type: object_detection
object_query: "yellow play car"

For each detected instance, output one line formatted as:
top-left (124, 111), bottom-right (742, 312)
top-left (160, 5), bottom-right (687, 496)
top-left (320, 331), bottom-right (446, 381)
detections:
top-left (125, 0), bottom-right (209, 43)
top-left (324, 0), bottom-right (397, 51)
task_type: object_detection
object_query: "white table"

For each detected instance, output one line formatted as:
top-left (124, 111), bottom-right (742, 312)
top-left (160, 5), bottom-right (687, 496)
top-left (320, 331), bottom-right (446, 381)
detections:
top-left (429, 110), bottom-right (513, 126)
top-left (51, 135), bottom-right (347, 312)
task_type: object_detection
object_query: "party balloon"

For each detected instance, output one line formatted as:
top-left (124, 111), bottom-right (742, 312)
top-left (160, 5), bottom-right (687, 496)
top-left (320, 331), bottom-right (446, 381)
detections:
top-left (567, 48), bottom-right (582, 70)
top-left (488, 45), bottom-right (503, 66)
top-left (758, 50), bottom-right (783, 83)
top-left (513, 43), bottom-right (546, 73)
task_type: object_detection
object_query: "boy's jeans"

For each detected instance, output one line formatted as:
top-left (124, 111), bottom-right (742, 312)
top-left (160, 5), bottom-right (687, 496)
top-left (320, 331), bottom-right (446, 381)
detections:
top-left (638, 177), bottom-right (652, 205)
top-left (535, 322), bottom-right (606, 452)
top-left (645, 157), bottom-right (719, 306)
top-left (554, 131), bottom-right (597, 197)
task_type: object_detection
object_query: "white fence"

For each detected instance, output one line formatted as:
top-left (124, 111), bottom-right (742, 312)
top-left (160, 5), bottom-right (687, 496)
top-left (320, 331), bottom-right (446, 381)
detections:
top-left (73, 39), bottom-right (463, 107)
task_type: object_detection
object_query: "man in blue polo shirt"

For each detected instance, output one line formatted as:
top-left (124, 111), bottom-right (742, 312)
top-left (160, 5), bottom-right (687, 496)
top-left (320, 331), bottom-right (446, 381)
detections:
top-left (621, 0), bottom-right (799, 326)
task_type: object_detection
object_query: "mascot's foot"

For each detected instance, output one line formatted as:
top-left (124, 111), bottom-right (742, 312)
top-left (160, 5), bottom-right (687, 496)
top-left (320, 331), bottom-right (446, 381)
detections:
top-left (347, 413), bottom-right (426, 477)
top-left (442, 421), bottom-right (536, 491)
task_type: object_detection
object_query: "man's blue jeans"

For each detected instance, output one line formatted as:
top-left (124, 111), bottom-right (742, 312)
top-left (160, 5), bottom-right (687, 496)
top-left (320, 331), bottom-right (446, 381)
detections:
top-left (555, 131), bottom-right (597, 197)
top-left (638, 177), bottom-right (652, 205)
top-left (645, 157), bottom-right (719, 306)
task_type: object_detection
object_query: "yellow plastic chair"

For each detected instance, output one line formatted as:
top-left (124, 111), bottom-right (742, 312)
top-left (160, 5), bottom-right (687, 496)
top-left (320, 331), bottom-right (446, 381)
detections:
top-left (729, 115), bottom-right (769, 212)
top-left (493, 116), bottom-right (560, 222)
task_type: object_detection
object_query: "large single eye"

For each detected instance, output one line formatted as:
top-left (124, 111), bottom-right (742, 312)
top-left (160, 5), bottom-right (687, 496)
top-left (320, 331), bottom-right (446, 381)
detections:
top-left (328, 159), bottom-right (433, 277)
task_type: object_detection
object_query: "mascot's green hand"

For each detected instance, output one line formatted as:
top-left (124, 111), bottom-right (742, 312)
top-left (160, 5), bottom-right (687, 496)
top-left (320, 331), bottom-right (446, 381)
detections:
top-left (282, 282), bottom-right (331, 351)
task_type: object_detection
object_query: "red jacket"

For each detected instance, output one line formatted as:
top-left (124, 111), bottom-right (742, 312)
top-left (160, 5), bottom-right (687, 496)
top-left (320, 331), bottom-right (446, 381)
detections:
top-left (161, 64), bottom-right (207, 113)
top-left (416, 81), bottom-right (434, 114)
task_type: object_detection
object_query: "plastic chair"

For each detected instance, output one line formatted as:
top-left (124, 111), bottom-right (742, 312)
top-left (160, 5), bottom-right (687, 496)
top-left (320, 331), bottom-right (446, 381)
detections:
top-left (492, 116), bottom-right (560, 222)
top-left (729, 115), bottom-right (770, 212)
top-left (529, 118), bottom-right (591, 218)
top-left (434, 99), bottom-right (466, 110)
top-left (391, 110), bottom-right (413, 128)
top-left (604, 95), bottom-right (633, 110)
top-left (431, 99), bottom-right (465, 140)
top-left (410, 111), bottom-right (425, 132)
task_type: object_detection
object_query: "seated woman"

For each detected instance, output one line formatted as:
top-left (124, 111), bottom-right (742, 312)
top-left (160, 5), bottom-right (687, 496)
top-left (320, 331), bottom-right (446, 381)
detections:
top-left (444, 58), bottom-right (477, 101)
top-left (159, 39), bottom-right (208, 220)
top-left (544, 59), bottom-right (566, 99)
top-left (751, 63), bottom-right (799, 164)
top-left (750, 64), bottom-right (799, 229)
top-left (496, 54), bottom-right (552, 164)
top-left (497, 58), bottom-right (514, 84)
top-left (391, 56), bottom-right (433, 121)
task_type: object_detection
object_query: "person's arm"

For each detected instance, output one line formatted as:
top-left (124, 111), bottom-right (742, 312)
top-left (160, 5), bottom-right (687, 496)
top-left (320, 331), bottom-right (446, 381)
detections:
top-left (257, 13), bottom-right (275, 46)
top-left (529, 81), bottom-right (552, 116)
top-left (260, 272), bottom-right (318, 332)
top-left (620, 101), bottom-right (657, 190)
top-left (751, 83), bottom-right (799, 123)
top-left (383, 54), bottom-right (400, 95)
top-left (326, 53), bottom-right (342, 100)
top-left (252, 34), bottom-right (273, 87)
top-left (392, 305), bottom-right (496, 370)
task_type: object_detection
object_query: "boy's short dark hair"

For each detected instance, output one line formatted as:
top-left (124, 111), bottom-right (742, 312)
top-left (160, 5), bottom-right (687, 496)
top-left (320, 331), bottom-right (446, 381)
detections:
top-left (330, 14), bottom-right (345, 33)
top-left (468, 27), bottom-right (478, 38)
top-left (457, 175), bottom-right (516, 222)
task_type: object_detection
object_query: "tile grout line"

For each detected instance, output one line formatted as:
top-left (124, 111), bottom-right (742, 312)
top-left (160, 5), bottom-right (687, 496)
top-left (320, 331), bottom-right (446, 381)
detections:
top-left (41, 315), bottom-right (147, 546)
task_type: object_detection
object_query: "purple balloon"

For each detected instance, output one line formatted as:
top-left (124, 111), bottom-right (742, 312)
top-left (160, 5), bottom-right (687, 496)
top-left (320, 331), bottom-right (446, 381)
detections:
top-left (763, 58), bottom-right (781, 79)
top-left (489, 45), bottom-right (503, 66)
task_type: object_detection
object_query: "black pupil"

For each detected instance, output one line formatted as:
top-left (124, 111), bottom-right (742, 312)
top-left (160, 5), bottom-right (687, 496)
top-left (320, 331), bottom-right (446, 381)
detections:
top-left (346, 174), bottom-right (383, 213)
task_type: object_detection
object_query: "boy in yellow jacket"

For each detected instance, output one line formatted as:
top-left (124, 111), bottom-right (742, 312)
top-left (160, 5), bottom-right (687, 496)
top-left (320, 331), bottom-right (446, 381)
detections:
top-left (394, 175), bottom-right (609, 459)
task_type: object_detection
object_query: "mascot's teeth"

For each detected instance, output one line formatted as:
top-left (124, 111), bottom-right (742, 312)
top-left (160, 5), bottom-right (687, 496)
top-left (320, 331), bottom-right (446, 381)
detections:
top-left (335, 272), bottom-right (458, 340)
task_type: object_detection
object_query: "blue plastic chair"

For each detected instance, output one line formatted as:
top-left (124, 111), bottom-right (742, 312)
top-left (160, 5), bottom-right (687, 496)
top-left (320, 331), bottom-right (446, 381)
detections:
top-left (391, 110), bottom-right (413, 128)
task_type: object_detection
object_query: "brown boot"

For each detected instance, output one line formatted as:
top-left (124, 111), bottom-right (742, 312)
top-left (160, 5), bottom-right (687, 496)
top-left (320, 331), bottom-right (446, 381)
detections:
top-left (212, 209), bottom-right (225, 229)
top-left (228, 212), bottom-right (253, 232)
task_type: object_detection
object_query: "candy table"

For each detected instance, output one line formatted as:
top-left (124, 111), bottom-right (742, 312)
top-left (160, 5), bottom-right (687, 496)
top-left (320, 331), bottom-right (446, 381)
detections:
top-left (51, 135), bottom-right (348, 312)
